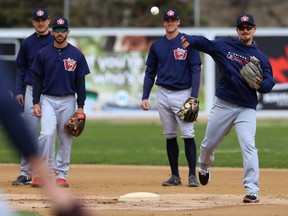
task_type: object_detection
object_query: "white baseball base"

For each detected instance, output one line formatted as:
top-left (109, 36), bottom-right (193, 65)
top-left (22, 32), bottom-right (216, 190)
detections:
top-left (118, 192), bottom-right (160, 201)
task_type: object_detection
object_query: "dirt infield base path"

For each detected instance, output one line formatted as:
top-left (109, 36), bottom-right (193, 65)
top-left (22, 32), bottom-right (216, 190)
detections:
top-left (1, 164), bottom-right (288, 216)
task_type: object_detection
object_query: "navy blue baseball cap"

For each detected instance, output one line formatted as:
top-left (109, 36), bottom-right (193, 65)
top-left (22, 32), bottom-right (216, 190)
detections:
top-left (236, 14), bottom-right (255, 27)
top-left (52, 17), bottom-right (69, 29)
top-left (163, 8), bottom-right (179, 20)
top-left (32, 8), bottom-right (49, 20)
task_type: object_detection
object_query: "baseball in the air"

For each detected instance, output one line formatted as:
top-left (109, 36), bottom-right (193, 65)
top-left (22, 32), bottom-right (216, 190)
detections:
top-left (150, 6), bottom-right (159, 15)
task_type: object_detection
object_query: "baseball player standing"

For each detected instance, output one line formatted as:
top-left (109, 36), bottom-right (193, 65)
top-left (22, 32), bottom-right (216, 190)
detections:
top-left (12, 8), bottom-right (55, 186)
top-left (181, 14), bottom-right (275, 202)
top-left (142, 8), bottom-right (202, 187)
top-left (31, 17), bottom-right (90, 187)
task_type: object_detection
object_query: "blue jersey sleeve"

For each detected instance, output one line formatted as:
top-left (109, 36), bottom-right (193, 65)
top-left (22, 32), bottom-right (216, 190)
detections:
top-left (142, 43), bottom-right (157, 100)
top-left (184, 34), bottom-right (220, 55)
top-left (257, 56), bottom-right (275, 93)
top-left (190, 64), bottom-right (201, 98)
top-left (142, 65), bottom-right (157, 100)
top-left (76, 52), bottom-right (90, 77)
top-left (187, 46), bottom-right (202, 98)
top-left (15, 44), bottom-right (28, 95)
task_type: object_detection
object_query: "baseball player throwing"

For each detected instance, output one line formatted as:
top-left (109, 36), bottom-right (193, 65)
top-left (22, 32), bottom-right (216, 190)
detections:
top-left (181, 13), bottom-right (275, 203)
top-left (31, 17), bottom-right (90, 187)
top-left (142, 8), bottom-right (202, 187)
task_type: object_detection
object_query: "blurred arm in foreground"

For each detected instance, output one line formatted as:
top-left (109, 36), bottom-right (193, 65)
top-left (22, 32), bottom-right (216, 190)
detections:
top-left (0, 58), bottom-right (93, 216)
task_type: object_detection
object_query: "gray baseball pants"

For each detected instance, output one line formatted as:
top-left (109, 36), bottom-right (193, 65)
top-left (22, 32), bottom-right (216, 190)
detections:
top-left (199, 97), bottom-right (259, 195)
top-left (38, 94), bottom-right (75, 179)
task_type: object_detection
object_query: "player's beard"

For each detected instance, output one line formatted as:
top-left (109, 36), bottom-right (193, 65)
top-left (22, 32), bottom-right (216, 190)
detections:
top-left (239, 34), bottom-right (253, 45)
top-left (53, 35), bottom-right (67, 45)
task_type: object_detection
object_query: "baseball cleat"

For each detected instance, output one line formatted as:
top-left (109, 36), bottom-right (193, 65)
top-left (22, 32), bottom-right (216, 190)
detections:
top-left (12, 175), bottom-right (32, 186)
top-left (198, 168), bottom-right (211, 185)
top-left (31, 177), bottom-right (42, 188)
top-left (56, 178), bottom-right (69, 188)
top-left (188, 175), bottom-right (199, 187)
top-left (243, 193), bottom-right (259, 203)
top-left (162, 175), bottom-right (182, 186)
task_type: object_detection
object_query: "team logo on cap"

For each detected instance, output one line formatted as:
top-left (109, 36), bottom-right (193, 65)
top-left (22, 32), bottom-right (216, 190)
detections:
top-left (36, 10), bottom-right (45, 17)
top-left (174, 48), bottom-right (187, 60)
top-left (240, 15), bottom-right (249, 22)
top-left (57, 18), bottom-right (65, 25)
top-left (167, 10), bottom-right (175, 16)
top-left (63, 58), bottom-right (77, 71)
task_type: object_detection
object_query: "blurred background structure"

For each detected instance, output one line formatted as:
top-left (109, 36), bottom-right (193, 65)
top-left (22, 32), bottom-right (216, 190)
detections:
top-left (1, 0), bottom-right (288, 28)
top-left (1, 0), bottom-right (288, 119)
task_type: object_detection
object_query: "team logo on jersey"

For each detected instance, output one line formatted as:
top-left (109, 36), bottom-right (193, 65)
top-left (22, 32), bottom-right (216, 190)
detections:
top-left (63, 58), bottom-right (77, 71)
top-left (226, 51), bottom-right (249, 65)
top-left (174, 48), bottom-right (187, 60)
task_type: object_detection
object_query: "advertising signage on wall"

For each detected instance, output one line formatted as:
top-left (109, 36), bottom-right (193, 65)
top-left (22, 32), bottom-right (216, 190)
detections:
top-left (256, 36), bottom-right (288, 110)
top-left (1, 28), bottom-right (288, 118)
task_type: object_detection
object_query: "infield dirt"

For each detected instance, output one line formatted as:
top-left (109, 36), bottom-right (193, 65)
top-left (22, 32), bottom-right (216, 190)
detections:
top-left (1, 164), bottom-right (288, 216)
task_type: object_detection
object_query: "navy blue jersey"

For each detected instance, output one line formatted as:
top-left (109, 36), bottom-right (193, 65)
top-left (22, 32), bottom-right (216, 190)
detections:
top-left (32, 43), bottom-right (90, 105)
top-left (184, 35), bottom-right (275, 109)
top-left (15, 32), bottom-right (53, 95)
top-left (142, 32), bottom-right (202, 99)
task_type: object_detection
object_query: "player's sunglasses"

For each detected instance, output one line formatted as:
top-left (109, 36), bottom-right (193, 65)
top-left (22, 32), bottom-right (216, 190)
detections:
top-left (237, 25), bottom-right (254, 31)
top-left (53, 28), bottom-right (68, 33)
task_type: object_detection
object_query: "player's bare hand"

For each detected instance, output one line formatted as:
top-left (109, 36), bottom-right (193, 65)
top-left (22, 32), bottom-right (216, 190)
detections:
top-left (191, 98), bottom-right (198, 109)
top-left (33, 104), bottom-right (42, 117)
top-left (15, 94), bottom-right (24, 106)
top-left (256, 76), bottom-right (262, 85)
top-left (181, 36), bottom-right (190, 48)
top-left (77, 107), bottom-right (84, 114)
top-left (142, 99), bottom-right (149, 111)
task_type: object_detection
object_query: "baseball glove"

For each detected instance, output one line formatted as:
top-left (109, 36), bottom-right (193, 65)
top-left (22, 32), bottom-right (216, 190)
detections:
top-left (177, 97), bottom-right (199, 122)
top-left (240, 57), bottom-right (263, 90)
top-left (64, 112), bottom-right (86, 137)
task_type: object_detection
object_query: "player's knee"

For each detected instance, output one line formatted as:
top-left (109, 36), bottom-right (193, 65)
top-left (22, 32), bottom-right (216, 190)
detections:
top-left (40, 128), bottom-right (56, 137)
top-left (164, 132), bottom-right (178, 139)
top-left (200, 144), bottom-right (215, 152)
top-left (181, 131), bottom-right (195, 139)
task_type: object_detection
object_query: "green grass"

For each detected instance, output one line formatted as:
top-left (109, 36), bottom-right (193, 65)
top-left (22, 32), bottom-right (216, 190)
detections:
top-left (0, 119), bottom-right (287, 168)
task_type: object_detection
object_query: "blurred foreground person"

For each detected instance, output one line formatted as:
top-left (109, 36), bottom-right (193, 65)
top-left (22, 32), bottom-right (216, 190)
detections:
top-left (0, 59), bottom-right (93, 216)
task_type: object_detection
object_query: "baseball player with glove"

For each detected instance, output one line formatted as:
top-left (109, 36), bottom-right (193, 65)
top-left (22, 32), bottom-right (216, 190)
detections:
top-left (181, 13), bottom-right (275, 203)
top-left (32, 17), bottom-right (90, 187)
top-left (64, 112), bottom-right (86, 137)
top-left (142, 8), bottom-right (202, 187)
top-left (177, 97), bottom-right (199, 122)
